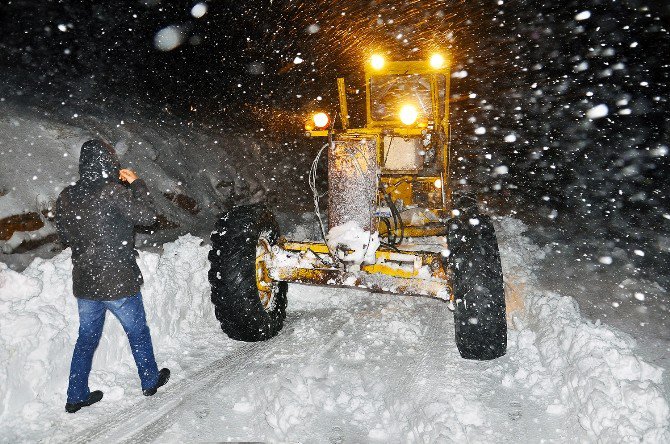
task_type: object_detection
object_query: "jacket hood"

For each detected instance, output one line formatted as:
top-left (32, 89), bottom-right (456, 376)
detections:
top-left (78, 139), bottom-right (121, 183)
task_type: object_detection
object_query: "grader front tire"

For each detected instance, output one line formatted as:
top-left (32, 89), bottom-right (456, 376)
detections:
top-left (447, 213), bottom-right (507, 360)
top-left (209, 204), bottom-right (288, 342)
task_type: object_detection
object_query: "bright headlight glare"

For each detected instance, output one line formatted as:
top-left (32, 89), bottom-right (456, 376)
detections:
top-left (430, 53), bottom-right (445, 69)
top-left (399, 104), bottom-right (418, 125)
top-left (313, 112), bottom-right (329, 128)
top-left (434, 179), bottom-right (442, 189)
top-left (370, 54), bottom-right (385, 70)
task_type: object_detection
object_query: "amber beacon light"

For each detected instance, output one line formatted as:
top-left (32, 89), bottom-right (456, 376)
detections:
top-left (312, 112), bottom-right (330, 128)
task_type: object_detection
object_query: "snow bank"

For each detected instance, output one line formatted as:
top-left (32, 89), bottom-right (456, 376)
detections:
top-left (0, 234), bottom-right (216, 422)
top-left (1, 217), bottom-right (668, 442)
top-left (497, 217), bottom-right (670, 442)
top-left (0, 100), bottom-right (269, 253)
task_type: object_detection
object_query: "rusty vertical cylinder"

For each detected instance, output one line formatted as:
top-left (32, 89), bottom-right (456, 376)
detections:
top-left (328, 137), bottom-right (378, 231)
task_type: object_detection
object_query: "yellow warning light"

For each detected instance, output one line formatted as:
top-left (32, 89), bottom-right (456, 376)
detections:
top-left (312, 112), bottom-right (329, 128)
top-left (430, 53), bottom-right (445, 69)
top-left (370, 54), bottom-right (385, 70)
top-left (399, 104), bottom-right (418, 125)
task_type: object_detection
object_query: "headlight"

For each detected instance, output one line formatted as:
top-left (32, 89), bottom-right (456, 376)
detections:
top-left (399, 104), bottom-right (418, 125)
top-left (313, 112), bottom-right (329, 128)
top-left (430, 53), bottom-right (445, 69)
top-left (370, 54), bottom-right (385, 70)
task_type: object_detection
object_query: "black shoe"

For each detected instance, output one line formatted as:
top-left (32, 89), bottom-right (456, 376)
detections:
top-left (143, 368), bottom-right (170, 396)
top-left (65, 390), bottom-right (104, 413)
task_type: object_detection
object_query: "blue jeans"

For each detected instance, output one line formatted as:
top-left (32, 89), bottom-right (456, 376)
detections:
top-left (67, 292), bottom-right (159, 404)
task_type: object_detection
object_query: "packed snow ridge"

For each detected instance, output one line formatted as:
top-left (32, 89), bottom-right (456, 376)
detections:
top-left (0, 100), bottom-right (268, 254)
top-left (0, 218), bottom-right (668, 442)
top-left (497, 218), bottom-right (669, 442)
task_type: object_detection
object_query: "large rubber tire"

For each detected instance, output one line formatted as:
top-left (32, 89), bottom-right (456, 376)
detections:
top-left (208, 204), bottom-right (288, 342)
top-left (447, 213), bottom-right (507, 360)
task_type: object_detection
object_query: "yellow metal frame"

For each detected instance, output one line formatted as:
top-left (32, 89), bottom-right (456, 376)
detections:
top-left (305, 57), bottom-right (451, 191)
top-left (337, 77), bottom-right (349, 130)
top-left (306, 127), bottom-right (426, 138)
top-left (364, 60), bottom-right (450, 129)
top-left (281, 241), bottom-right (435, 279)
top-left (255, 238), bottom-right (274, 310)
top-left (305, 57), bottom-right (453, 234)
top-left (290, 58), bottom-right (455, 300)
top-left (305, 59), bottom-right (450, 135)
top-left (271, 240), bottom-right (451, 300)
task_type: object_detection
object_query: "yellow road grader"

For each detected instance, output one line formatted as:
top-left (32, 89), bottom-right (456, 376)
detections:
top-left (209, 54), bottom-right (507, 360)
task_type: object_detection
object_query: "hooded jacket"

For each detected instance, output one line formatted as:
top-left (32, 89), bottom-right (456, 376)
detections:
top-left (55, 139), bottom-right (157, 301)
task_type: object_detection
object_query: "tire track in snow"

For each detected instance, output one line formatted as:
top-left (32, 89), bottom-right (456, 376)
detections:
top-left (70, 312), bottom-right (306, 444)
top-left (153, 307), bottom-right (357, 442)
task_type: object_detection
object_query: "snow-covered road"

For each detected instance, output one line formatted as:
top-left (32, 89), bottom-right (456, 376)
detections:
top-left (72, 286), bottom-right (570, 443)
top-left (0, 217), bottom-right (668, 442)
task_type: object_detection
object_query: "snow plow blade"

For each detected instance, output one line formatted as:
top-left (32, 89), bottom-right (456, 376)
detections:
top-left (264, 240), bottom-right (452, 300)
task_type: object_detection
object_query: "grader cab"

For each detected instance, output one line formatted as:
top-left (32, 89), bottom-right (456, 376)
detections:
top-left (209, 54), bottom-right (507, 360)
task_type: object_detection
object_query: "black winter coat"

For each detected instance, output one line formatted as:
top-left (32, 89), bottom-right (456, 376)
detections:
top-left (55, 139), bottom-right (157, 301)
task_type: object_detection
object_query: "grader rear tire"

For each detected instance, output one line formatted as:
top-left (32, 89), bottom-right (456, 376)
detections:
top-left (208, 204), bottom-right (287, 342)
top-left (447, 213), bottom-right (507, 360)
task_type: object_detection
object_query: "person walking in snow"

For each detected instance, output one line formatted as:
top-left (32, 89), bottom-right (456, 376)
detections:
top-left (54, 139), bottom-right (170, 413)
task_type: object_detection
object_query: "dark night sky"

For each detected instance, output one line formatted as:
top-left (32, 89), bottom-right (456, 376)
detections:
top-left (1, 0), bottom-right (669, 244)
top-left (1, 1), bottom-right (666, 119)
top-left (0, 1), bottom-right (506, 120)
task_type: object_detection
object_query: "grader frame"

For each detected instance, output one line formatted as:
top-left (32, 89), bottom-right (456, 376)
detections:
top-left (258, 57), bottom-right (454, 301)
top-left (210, 54), bottom-right (507, 360)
